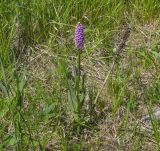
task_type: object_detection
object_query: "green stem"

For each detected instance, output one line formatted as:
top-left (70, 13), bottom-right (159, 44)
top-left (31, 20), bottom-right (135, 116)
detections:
top-left (77, 51), bottom-right (81, 116)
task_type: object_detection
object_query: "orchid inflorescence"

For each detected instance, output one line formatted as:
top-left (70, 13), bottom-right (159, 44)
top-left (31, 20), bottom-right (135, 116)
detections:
top-left (74, 22), bottom-right (84, 50)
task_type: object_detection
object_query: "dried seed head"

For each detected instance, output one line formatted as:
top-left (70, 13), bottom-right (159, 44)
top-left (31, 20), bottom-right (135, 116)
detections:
top-left (74, 22), bottom-right (84, 50)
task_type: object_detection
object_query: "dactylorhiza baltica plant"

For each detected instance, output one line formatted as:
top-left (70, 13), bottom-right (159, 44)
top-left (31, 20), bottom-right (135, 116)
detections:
top-left (67, 22), bottom-right (88, 133)
top-left (68, 22), bottom-right (85, 126)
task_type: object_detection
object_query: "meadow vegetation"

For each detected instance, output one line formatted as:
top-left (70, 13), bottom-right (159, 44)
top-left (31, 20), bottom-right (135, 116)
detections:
top-left (0, 0), bottom-right (160, 150)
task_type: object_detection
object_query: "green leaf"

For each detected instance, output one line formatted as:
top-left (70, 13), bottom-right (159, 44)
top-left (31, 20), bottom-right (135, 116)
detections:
top-left (19, 70), bottom-right (26, 93)
top-left (43, 104), bottom-right (54, 115)
top-left (68, 86), bottom-right (78, 113)
top-left (1, 134), bottom-right (17, 148)
top-left (0, 104), bottom-right (9, 118)
top-left (72, 143), bottom-right (81, 151)
top-left (0, 82), bottom-right (9, 97)
top-left (151, 51), bottom-right (160, 63)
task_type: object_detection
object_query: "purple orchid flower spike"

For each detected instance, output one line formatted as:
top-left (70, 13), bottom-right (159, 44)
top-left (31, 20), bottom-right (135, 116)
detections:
top-left (74, 22), bottom-right (84, 50)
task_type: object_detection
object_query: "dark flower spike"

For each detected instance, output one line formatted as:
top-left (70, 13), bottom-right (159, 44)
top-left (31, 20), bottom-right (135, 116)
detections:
top-left (75, 22), bottom-right (84, 50)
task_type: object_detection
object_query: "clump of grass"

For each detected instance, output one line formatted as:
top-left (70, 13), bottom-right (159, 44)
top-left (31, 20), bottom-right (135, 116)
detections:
top-left (1, 0), bottom-right (160, 150)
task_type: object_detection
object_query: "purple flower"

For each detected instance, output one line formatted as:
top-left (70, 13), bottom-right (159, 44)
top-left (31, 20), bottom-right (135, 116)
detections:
top-left (74, 22), bottom-right (84, 50)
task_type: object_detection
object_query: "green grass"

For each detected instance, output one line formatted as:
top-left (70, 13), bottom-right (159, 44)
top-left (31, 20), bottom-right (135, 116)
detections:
top-left (1, 0), bottom-right (160, 150)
